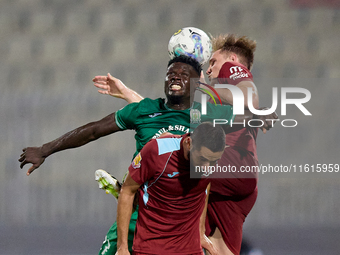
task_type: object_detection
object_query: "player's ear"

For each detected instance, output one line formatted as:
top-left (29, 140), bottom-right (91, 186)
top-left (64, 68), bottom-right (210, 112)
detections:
top-left (229, 53), bottom-right (238, 62)
top-left (184, 137), bottom-right (192, 151)
top-left (194, 80), bottom-right (200, 90)
top-left (199, 71), bottom-right (206, 84)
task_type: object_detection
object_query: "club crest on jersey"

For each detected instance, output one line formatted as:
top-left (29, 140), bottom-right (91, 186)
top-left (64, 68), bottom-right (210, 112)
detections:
top-left (190, 109), bottom-right (201, 124)
top-left (132, 153), bottom-right (142, 169)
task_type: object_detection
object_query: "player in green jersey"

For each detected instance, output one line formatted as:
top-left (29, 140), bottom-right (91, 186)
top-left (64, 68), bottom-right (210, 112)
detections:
top-left (114, 97), bottom-right (235, 158)
top-left (20, 55), bottom-right (249, 255)
top-left (93, 57), bottom-right (275, 254)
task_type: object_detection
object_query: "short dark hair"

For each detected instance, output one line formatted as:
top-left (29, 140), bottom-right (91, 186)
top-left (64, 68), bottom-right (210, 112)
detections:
top-left (167, 55), bottom-right (202, 76)
top-left (191, 122), bottom-right (225, 152)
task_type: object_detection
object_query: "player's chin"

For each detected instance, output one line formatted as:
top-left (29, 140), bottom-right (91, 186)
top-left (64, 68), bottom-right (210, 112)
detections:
top-left (167, 89), bottom-right (185, 96)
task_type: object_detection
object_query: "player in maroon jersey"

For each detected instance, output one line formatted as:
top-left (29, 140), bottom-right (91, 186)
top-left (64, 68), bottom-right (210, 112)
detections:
top-left (94, 34), bottom-right (276, 255)
top-left (116, 122), bottom-right (225, 255)
top-left (202, 34), bottom-right (263, 255)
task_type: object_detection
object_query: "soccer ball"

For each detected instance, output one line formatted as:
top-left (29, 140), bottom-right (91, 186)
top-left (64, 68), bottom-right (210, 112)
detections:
top-left (168, 27), bottom-right (212, 65)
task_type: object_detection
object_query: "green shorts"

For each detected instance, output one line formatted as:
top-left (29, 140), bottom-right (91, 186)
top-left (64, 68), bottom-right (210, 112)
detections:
top-left (99, 209), bottom-right (138, 255)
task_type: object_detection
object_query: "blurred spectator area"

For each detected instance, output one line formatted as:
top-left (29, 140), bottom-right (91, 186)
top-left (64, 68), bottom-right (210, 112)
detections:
top-left (1, 0), bottom-right (340, 93)
top-left (1, 0), bottom-right (339, 238)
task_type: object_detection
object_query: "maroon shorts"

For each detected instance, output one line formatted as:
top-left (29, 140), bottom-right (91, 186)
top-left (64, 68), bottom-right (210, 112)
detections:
top-left (205, 146), bottom-right (258, 255)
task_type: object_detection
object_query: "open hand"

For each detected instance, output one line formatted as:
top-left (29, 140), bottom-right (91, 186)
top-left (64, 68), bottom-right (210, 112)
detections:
top-left (93, 73), bottom-right (130, 100)
top-left (19, 147), bottom-right (46, 176)
top-left (255, 107), bottom-right (279, 134)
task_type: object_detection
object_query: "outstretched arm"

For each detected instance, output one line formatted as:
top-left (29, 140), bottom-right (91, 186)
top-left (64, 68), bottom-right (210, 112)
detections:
top-left (200, 183), bottom-right (219, 255)
top-left (233, 108), bottom-right (278, 134)
top-left (200, 79), bottom-right (259, 109)
top-left (116, 172), bottom-right (140, 255)
top-left (215, 80), bottom-right (259, 109)
top-left (19, 112), bottom-right (121, 176)
top-left (93, 73), bottom-right (144, 104)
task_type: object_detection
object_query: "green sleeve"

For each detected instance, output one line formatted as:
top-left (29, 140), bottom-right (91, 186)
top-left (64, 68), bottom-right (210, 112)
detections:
top-left (207, 103), bottom-right (235, 124)
top-left (115, 102), bottom-right (140, 130)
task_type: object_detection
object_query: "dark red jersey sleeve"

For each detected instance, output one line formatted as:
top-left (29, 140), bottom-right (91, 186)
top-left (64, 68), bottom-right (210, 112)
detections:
top-left (128, 139), bottom-right (158, 185)
top-left (217, 61), bottom-right (253, 85)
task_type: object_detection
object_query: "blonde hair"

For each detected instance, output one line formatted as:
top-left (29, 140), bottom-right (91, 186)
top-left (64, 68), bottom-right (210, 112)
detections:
top-left (212, 34), bottom-right (256, 70)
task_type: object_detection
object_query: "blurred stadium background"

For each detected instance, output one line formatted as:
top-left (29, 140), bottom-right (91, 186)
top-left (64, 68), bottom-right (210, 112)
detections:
top-left (1, 0), bottom-right (339, 254)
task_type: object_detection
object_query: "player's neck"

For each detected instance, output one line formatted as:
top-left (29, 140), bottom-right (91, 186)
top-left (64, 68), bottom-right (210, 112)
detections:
top-left (166, 97), bottom-right (192, 110)
top-left (166, 102), bottom-right (190, 110)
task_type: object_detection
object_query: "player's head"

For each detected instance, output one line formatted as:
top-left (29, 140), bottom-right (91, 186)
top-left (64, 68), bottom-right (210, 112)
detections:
top-left (168, 55), bottom-right (202, 75)
top-left (206, 34), bottom-right (256, 80)
top-left (164, 55), bottom-right (201, 106)
top-left (183, 122), bottom-right (225, 167)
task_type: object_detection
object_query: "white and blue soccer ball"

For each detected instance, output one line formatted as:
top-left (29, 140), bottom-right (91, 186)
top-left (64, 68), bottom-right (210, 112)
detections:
top-left (168, 27), bottom-right (212, 65)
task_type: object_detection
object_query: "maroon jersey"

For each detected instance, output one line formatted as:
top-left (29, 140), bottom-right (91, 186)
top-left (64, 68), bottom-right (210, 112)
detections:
top-left (206, 147), bottom-right (258, 255)
top-left (129, 134), bottom-right (208, 255)
top-left (206, 61), bottom-right (259, 254)
top-left (215, 61), bottom-right (258, 160)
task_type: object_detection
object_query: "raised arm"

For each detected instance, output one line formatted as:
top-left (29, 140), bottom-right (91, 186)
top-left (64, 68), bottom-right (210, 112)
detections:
top-left (19, 112), bottom-right (121, 176)
top-left (200, 79), bottom-right (259, 109)
top-left (93, 73), bottom-right (144, 104)
top-left (116, 172), bottom-right (140, 255)
top-left (214, 80), bottom-right (259, 109)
